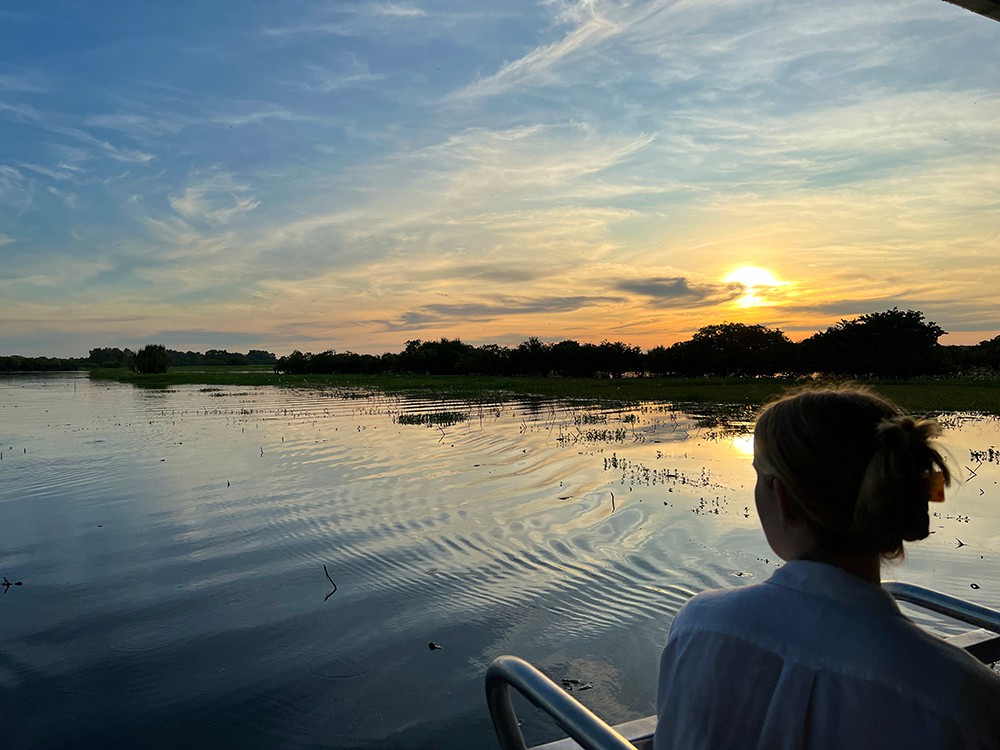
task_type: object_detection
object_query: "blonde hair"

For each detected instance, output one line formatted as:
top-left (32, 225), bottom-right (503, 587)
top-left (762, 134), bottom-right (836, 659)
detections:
top-left (753, 386), bottom-right (950, 560)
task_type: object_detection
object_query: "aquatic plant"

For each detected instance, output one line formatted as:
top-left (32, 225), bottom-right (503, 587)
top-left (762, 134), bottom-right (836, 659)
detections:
top-left (395, 411), bottom-right (469, 427)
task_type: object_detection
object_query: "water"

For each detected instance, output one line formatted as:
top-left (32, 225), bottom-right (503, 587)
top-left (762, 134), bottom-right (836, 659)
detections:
top-left (1, 373), bottom-right (998, 748)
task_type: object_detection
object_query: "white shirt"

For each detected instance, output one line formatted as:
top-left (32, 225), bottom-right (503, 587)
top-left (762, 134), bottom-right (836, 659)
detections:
top-left (654, 560), bottom-right (1000, 750)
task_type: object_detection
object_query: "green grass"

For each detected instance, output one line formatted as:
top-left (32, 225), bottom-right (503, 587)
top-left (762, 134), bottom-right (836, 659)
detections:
top-left (87, 367), bottom-right (1000, 414)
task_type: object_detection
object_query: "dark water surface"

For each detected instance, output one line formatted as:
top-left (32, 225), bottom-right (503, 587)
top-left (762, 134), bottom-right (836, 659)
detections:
top-left (1, 373), bottom-right (998, 748)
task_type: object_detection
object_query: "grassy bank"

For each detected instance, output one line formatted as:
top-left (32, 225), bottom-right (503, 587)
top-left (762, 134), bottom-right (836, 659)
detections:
top-left (87, 367), bottom-right (1000, 414)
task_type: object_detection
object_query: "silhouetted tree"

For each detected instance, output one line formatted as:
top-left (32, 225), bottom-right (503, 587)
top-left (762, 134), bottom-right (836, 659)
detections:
top-left (799, 308), bottom-right (946, 377)
top-left (89, 347), bottom-right (134, 368)
top-left (550, 340), bottom-right (597, 377)
top-left (133, 344), bottom-right (170, 374)
top-left (648, 323), bottom-right (793, 376)
top-left (0, 355), bottom-right (88, 371)
top-left (596, 340), bottom-right (644, 378)
top-left (246, 349), bottom-right (277, 365)
top-left (511, 337), bottom-right (550, 375)
top-left (948, 335), bottom-right (1000, 372)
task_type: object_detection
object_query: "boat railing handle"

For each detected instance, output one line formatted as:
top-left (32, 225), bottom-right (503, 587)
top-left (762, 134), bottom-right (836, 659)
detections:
top-left (883, 581), bottom-right (1000, 633)
top-left (485, 655), bottom-right (638, 750)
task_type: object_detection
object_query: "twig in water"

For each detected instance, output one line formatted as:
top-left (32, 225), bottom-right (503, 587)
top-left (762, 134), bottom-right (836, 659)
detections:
top-left (323, 564), bottom-right (338, 601)
top-left (611, 491), bottom-right (616, 513)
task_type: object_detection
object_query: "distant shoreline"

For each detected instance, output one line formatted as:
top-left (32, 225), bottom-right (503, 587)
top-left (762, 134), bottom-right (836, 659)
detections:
top-left (87, 367), bottom-right (1000, 415)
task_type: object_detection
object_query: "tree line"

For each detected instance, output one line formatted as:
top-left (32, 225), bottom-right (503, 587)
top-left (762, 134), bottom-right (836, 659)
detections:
top-left (274, 309), bottom-right (1000, 379)
top-left (0, 347), bottom-right (277, 373)
top-left (4, 308), bottom-right (1000, 378)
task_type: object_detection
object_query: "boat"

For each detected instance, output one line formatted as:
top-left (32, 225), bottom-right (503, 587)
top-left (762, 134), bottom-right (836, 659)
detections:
top-left (485, 2), bottom-right (999, 745)
top-left (485, 582), bottom-right (1000, 750)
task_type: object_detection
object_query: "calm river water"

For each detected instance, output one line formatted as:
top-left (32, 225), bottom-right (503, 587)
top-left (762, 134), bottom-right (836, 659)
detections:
top-left (1, 373), bottom-right (998, 748)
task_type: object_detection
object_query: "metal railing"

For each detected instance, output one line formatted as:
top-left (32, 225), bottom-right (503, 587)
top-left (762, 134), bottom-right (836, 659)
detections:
top-left (882, 581), bottom-right (1000, 633)
top-left (485, 655), bottom-right (638, 750)
top-left (487, 583), bottom-right (1000, 750)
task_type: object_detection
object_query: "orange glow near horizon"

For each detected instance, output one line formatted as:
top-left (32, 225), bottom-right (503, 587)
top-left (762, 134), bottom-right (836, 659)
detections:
top-left (723, 266), bottom-right (785, 308)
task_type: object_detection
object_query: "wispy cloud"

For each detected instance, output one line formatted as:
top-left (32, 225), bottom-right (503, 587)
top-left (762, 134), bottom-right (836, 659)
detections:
top-left (371, 3), bottom-right (427, 18)
top-left (48, 125), bottom-right (157, 164)
top-left (449, 6), bottom-right (622, 100)
top-left (168, 170), bottom-right (260, 228)
top-left (83, 111), bottom-right (191, 138)
top-left (210, 105), bottom-right (311, 127)
top-left (0, 72), bottom-right (47, 93)
top-left (0, 99), bottom-right (42, 122)
top-left (0, 164), bottom-right (33, 211)
top-left (294, 60), bottom-right (386, 93)
top-left (381, 294), bottom-right (623, 331)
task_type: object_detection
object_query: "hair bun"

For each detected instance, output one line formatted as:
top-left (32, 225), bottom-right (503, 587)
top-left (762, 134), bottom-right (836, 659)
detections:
top-left (854, 416), bottom-right (950, 553)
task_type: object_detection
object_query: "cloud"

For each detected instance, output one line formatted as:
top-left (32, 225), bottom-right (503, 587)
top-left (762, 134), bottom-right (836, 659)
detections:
top-left (371, 3), bottom-right (427, 18)
top-left (18, 162), bottom-right (77, 182)
top-left (294, 60), bottom-right (386, 93)
top-left (0, 165), bottom-right (33, 210)
top-left (46, 185), bottom-right (78, 208)
top-left (168, 170), bottom-right (260, 228)
top-left (0, 72), bottom-right (46, 93)
top-left (0, 234), bottom-right (15, 246)
top-left (449, 6), bottom-right (622, 100)
top-left (617, 276), bottom-right (743, 307)
top-left (260, 2), bottom-right (427, 38)
top-left (0, 99), bottom-right (42, 122)
top-left (83, 111), bottom-right (191, 139)
top-left (380, 294), bottom-right (623, 331)
top-left (210, 105), bottom-right (309, 127)
top-left (53, 125), bottom-right (156, 164)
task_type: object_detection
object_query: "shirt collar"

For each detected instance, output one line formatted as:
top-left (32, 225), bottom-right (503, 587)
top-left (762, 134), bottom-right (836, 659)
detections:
top-left (766, 559), bottom-right (902, 614)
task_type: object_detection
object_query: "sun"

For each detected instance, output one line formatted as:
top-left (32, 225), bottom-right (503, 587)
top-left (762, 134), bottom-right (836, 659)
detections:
top-left (723, 265), bottom-right (785, 308)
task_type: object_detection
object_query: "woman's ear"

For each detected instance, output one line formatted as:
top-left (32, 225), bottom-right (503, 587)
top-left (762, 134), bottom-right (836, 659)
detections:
top-left (773, 477), bottom-right (799, 524)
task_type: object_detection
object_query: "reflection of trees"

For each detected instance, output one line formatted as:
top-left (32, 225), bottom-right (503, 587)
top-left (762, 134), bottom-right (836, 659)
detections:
top-left (686, 403), bottom-right (757, 435)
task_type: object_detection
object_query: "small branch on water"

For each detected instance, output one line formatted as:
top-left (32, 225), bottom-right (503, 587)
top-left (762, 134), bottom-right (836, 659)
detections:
top-left (323, 564), bottom-right (338, 602)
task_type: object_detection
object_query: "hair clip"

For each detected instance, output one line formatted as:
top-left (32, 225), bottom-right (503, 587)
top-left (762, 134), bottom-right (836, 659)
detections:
top-left (928, 471), bottom-right (945, 503)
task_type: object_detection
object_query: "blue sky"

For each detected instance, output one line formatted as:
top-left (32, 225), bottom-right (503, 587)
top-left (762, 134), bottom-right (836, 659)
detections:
top-left (1, 0), bottom-right (997, 356)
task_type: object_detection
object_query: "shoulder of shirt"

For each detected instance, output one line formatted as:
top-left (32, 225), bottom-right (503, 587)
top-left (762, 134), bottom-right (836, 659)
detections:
top-left (666, 578), bottom-right (1000, 700)
top-left (668, 581), bottom-right (769, 632)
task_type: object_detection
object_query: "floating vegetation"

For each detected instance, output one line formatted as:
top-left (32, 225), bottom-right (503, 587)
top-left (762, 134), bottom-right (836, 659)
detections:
top-left (599, 452), bottom-right (738, 515)
top-left (395, 411), bottom-right (469, 427)
top-left (561, 678), bottom-right (593, 692)
top-left (574, 412), bottom-right (608, 425)
top-left (557, 428), bottom-right (631, 444)
top-left (969, 447), bottom-right (999, 464)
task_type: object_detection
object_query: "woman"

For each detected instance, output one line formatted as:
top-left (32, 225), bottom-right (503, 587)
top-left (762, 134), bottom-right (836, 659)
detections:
top-left (653, 387), bottom-right (1000, 749)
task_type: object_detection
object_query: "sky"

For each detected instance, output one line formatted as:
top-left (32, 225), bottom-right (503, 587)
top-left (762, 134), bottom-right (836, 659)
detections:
top-left (1, 0), bottom-right (998, 357)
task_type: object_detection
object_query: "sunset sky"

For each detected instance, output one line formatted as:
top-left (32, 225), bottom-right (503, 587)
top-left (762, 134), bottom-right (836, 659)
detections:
top-left (2, 0), bottom-right (997, 357)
